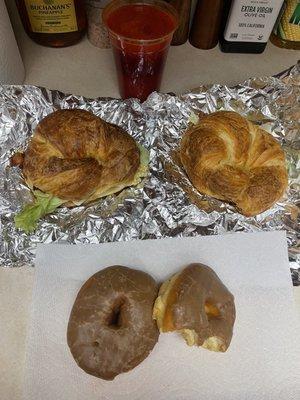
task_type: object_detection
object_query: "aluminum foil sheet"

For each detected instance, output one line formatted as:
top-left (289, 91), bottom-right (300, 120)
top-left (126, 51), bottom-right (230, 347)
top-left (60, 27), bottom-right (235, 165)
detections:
top-left (0, 63), bottom-right (299, 285)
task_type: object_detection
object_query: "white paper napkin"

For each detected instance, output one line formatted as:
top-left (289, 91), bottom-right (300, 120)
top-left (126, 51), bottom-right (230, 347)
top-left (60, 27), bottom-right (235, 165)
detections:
top-left (23, 231), bottom-right (300, 400)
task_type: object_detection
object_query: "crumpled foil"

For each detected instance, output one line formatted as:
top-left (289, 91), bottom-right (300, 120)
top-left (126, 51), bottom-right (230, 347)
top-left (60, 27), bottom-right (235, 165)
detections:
top-left (0, 63), bottom-right (299, 285)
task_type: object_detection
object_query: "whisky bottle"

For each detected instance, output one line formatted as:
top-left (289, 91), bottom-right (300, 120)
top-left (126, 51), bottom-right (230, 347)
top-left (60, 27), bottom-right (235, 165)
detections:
top-left (16, 0), bottom-right (87, 47)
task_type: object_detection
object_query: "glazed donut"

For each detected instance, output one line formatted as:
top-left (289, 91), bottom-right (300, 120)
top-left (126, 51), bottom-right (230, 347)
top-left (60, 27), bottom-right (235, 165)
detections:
top-left (23, 109), bottom-right (141, 205)
top-left (153, 263), bottom-right (235, 352)
top-left (67, 266), bottom-right (159, 380)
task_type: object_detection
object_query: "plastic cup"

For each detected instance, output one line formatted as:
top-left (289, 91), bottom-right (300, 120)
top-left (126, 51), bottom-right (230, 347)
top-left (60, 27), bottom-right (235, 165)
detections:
top-left (103, 0), bottom-right (178, 101)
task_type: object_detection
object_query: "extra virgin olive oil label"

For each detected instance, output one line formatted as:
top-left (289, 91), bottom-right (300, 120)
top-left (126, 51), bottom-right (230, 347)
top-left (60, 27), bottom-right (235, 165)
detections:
top-left (224, 0), bottom-right (284, 42)
top-left (273, 0), bottom-right (300, 42)
top-left (24, 0), bottom-right (78, 34)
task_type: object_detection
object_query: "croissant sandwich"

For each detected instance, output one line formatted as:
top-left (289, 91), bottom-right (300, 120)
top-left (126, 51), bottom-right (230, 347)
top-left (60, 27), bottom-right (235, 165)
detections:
top-left (180, 111), bottom-right (288, 217)
top-left (14, 109), bottom-right (149, 232)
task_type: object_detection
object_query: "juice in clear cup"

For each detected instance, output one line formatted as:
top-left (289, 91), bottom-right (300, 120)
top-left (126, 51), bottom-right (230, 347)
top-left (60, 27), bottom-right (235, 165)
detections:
top-left (103, 0), bottom-right (178, 101)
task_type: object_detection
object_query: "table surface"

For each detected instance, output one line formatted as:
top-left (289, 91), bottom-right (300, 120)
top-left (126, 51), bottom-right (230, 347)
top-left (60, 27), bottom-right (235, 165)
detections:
top-left (1, 3), bottom-right (300, 400)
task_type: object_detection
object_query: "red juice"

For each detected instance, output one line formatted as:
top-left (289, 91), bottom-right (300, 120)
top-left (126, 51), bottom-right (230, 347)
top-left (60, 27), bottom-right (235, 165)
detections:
top-left (103, 1), bottom-right (178, 101)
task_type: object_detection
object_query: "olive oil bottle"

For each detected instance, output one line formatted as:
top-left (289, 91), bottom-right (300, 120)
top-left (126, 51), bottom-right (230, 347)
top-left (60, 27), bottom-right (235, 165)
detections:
top-left (220, 0), bottom-right (284, 53)
top-left (16, 0), bottom-right (86, 47)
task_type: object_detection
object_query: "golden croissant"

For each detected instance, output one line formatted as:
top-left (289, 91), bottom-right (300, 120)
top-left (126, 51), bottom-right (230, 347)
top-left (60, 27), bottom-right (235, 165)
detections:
top-left (180, 111), bottom-right (288, 216)
top-left (23, 109), bottom-right (147, 206)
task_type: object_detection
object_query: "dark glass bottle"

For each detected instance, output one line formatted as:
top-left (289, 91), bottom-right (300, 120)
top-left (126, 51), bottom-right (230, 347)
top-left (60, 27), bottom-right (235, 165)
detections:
top-left (220, 0), bottom-right (284, 54)
top-left (16, 0), bottom-right (86, 47)
top-left (190, 0), bottom-right (224, 49)
top-left (166, 0), bottom-right (192, 45)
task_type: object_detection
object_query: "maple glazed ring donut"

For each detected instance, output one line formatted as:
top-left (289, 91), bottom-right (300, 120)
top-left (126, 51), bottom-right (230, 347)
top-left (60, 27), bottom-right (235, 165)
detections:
top-left (153, 263), bottom-right (235, 352)
top-left (67, 265), bottom-right (159, 380)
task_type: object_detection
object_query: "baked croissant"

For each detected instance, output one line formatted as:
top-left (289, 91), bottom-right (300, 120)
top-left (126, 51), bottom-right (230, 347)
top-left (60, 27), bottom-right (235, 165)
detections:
top-left (180, 111), bottom-right (288, 216)
top-left (23, 109), bottom-right (145, 205)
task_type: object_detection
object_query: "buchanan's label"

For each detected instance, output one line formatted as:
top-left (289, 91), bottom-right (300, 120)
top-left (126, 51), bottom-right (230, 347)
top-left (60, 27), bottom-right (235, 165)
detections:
top-left (273, 0), bottom-right (300, 42)
top-left (24, 0), bottom-right (78, 34)
top-left (224, 0), bottom-right (284, 43)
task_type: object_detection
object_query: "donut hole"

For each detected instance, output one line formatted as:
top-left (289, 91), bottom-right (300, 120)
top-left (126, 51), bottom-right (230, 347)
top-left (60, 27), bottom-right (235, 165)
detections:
top-left (106, 297), bottom-right (127, 329)
top-left (205, 301), bottom-right (221, 320)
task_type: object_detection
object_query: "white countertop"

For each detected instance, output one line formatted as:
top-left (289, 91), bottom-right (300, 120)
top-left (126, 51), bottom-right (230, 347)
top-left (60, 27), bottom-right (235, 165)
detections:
top-left (1, 3), bottom-right (300, 400)
top-left (5, 0), bottom-right (300, 97)
top-left (19, 32), bottom-right (300, 98)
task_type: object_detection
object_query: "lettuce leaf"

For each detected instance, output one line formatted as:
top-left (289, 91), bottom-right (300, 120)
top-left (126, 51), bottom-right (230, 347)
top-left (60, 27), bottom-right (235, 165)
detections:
top-left (189, 112), bottom-right (200, 125)
top-left (14, 191), bottom-right (65, 233)
top-left (132, 144), bottom-right (150, 185)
